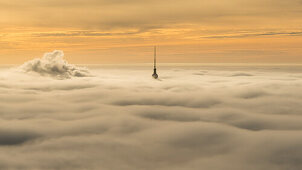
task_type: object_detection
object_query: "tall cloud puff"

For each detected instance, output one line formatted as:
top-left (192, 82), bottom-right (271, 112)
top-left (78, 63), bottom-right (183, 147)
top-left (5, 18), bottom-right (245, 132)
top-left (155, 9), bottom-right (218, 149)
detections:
top-left (19, 50), bottom-right (91, 79)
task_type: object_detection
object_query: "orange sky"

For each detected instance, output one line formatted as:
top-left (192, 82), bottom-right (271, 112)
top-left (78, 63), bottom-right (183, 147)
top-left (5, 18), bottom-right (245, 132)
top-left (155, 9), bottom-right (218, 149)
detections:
top-left (0, 0), bottom-right (302, 64)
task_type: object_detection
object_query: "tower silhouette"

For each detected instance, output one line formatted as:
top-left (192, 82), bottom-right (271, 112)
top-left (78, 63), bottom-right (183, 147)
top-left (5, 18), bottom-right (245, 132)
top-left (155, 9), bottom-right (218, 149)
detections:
top-left (152, 46), bottom-right (158, 79)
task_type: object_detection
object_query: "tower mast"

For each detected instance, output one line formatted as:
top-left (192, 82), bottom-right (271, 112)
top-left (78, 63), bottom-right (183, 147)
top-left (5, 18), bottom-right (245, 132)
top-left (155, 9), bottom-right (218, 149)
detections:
top-left (152, 46), bottom-right (158, 79)
top-left (154, 46), bottom-right (156, 69)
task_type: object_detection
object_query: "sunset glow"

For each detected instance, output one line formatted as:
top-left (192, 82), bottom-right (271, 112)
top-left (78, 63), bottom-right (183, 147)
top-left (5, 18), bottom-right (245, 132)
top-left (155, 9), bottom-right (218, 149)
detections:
top-left (1, 0), bottom-right (302, 63)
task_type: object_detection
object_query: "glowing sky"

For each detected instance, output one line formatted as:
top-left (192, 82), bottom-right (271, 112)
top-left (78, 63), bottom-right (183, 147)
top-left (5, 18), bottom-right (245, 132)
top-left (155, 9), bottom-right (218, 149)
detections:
top-left (1, 0), bottom-right (302, 64)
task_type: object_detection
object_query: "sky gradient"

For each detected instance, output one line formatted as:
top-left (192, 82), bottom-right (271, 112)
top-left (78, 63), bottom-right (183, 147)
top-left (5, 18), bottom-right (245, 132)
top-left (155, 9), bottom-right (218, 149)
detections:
top-left (1, 0), bottom-right (302, 64)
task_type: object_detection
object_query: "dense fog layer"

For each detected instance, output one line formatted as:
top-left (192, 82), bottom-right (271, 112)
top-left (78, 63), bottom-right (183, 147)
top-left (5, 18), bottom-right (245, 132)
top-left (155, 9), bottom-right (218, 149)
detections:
top-left (0, 64), bottom-right (302, 170)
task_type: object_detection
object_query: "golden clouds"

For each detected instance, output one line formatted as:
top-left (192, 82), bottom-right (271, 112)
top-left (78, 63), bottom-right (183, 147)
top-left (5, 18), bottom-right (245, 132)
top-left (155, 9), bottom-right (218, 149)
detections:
top-left (0, 0), bottom-right (302, 63)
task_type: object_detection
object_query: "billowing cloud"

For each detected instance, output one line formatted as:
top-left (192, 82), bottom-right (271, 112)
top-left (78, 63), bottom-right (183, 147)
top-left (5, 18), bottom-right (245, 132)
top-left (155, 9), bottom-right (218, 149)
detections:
top-left (0, 64), bottom-right (302, 169)
top-left (19, 50), bottom-right (91, 79)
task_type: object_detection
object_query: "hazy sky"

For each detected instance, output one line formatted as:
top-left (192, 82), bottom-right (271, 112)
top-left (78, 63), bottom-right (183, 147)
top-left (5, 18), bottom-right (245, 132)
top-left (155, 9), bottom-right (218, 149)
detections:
top-left (1, 0), bottom-right (302, 64)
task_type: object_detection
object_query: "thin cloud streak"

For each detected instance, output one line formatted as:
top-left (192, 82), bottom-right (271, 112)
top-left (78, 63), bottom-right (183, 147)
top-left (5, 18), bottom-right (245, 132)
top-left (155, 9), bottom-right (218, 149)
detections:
top-left (201, 31), bottom-right (302, 39)
top-left (31, 30), bottom-right (144, 37)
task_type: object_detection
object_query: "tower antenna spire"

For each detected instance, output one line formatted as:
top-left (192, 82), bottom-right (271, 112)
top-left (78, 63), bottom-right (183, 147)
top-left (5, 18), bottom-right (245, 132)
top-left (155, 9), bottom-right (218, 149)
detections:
top-left (152, 46), bottom-right (158, 79)
top-left (154, 46), bottom-right (156, 69)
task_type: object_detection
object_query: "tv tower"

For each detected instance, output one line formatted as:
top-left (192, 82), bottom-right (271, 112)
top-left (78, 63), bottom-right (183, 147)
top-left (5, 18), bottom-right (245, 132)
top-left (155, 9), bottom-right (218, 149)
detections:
top-left (152, 46), bottom-right (158, 79)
